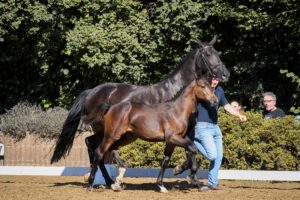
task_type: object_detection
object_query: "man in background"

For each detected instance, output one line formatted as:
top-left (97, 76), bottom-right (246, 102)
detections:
top-left (262, 92), bottom-right (285, 119)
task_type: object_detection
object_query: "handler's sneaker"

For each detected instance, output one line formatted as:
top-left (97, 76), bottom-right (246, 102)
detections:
top-left (199, 185), bottom-right (211, 192)
top-left (199, 185), bottom-right (224, 192)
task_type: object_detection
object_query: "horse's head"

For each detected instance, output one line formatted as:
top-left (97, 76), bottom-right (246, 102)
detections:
top-left (194, 78), bottom-right (218, 107)
top-left (196, 36), bottom-right (230, 82)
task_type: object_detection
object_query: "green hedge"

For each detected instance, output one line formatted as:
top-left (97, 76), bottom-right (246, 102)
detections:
top-left (119, 111), bottom-right (300, 170)
top-left (1, 103), bottom-right (299, 170)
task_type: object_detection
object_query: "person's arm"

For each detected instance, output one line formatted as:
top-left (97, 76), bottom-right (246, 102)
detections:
top-left (224, 103), bottom-right (247, 121)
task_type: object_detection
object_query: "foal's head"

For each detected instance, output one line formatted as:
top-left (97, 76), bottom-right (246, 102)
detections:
top-left (194, 79), bottom-right (218, 106)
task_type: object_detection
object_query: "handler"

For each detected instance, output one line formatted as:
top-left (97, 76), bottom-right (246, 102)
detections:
top-left (175, 77), bottom-right (247, 191)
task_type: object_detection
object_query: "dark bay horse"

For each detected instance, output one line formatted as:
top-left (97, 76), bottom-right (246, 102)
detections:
top-left (88, 78), bottom-right (218, 192)
top-left (50, 36), bottom-right (230, 187)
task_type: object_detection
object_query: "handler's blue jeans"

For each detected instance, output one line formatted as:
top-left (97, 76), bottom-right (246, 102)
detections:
top-left (194, 122), bottom-right (223, 187)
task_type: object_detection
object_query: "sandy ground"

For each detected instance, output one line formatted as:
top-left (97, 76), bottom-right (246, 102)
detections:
top-left (0, 176), bottom-right (299, 200)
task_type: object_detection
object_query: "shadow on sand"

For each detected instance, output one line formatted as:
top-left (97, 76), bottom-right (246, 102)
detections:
top-left (51, 179), bottom-right (201, 192)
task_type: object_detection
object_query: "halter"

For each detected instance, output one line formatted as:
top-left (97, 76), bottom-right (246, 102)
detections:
top-left (196, 45), bottom-right (224, 78)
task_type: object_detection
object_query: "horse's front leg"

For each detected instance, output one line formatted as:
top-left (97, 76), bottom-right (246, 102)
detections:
top-left (168, 135), bottom-right (200, 188)
top-left (156, 144), bottom-right (175, 193)
top-left (173, 150), bottom-right (191, 176)
top-left (185, 145), bottom-right (200, 187)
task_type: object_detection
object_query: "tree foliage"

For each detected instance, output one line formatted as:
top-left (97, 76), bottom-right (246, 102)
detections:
top-left (0, 0), bottom-right (299, 113)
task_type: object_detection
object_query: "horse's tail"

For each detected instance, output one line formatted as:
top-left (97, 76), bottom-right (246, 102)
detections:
top-left (50, 90), bottom-right (90, 164)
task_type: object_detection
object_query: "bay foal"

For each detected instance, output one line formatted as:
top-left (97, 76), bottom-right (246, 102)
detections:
top-left (88, 78), bottom-right (218, 192)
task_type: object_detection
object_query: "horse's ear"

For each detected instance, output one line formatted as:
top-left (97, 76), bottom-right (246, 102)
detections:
top-left (209, 35), bottom-right (217, 46)
top-left (197, 40), bottom-right (204, 48)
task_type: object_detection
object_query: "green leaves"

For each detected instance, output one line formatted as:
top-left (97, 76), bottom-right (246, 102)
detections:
top-left (0, 0), bottom-right (299, 114)
top-left (63, 1), bottom-right (157, 84)
top-left (280, 69), bottom-right (300, 114)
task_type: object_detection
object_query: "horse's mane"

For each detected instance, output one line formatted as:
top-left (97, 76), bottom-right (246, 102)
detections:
top-left (154, 42), bottom-right (211, 100)
top-left (165, 80), bottom-right (195, 103)
top-left (162, 40), bottom-right (213, 82)
top-left (87, 40), bottom-right (215, 106)
top-left (162, 46), bottom-right (201, 81)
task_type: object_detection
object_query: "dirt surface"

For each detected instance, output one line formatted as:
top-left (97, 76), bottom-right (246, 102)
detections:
top-left (0, 176), bottom-right (299, 200)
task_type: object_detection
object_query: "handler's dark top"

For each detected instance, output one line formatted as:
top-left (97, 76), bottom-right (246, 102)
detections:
top-left (263, 108), bottom-right (285, 119)
top-left (197, 86), bottom-right (228, 124)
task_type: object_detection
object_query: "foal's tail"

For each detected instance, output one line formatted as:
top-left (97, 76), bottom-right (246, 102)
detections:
top-left (50, 90), bottom-right (90, 164)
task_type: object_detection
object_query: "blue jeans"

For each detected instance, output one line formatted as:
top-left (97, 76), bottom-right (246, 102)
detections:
top-left (194, 122), bottom-right (223, 186)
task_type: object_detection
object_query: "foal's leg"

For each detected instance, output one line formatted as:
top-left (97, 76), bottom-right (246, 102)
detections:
top-left (156, 144), bottom-right (175, 193)
top-left (111, 150), bottom-right (127, 186)
top-left (87, 139), bottom-right (115, 191)
top-left (109, 134), bottom-right (138, 189)
top-left (85, 135), bottom-right (114, 187)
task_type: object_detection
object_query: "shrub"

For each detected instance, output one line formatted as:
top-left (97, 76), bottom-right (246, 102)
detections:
top-left (1, 103), bottom-right (299, 170)
top-left (119, 111), bottom-right (300, 170)
top-left (220, 112), bottom-right (299, 170)
top-left (0, 102), bottom-right (68, 139)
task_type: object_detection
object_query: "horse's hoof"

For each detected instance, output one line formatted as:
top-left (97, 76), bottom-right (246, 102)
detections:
top-left (111, 183), bottom-right (122, 191)
top-left (158, 185), bottom-right (168, 193)
top-left (86, 185), bottom-right (94, 192)
top-left (186, 175), bottom-right (197, 185)
top-left (84, 172), bottom-right (90, 182)
top-left (187, 175), bottom-right (200, 187)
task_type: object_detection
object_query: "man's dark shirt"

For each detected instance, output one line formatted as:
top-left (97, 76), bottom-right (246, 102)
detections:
top-left (263, 108), bottom-right (285, 119)
top-left (197, 86), bottom-right (228, 124)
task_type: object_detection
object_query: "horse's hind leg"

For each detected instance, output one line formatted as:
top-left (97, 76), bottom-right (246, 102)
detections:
top-left (156, 144), bottom-right (175, 193)
top-left (85, 135), bottom-right (114, 187)
top-left (87, 139), bottom-right (114, 191)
